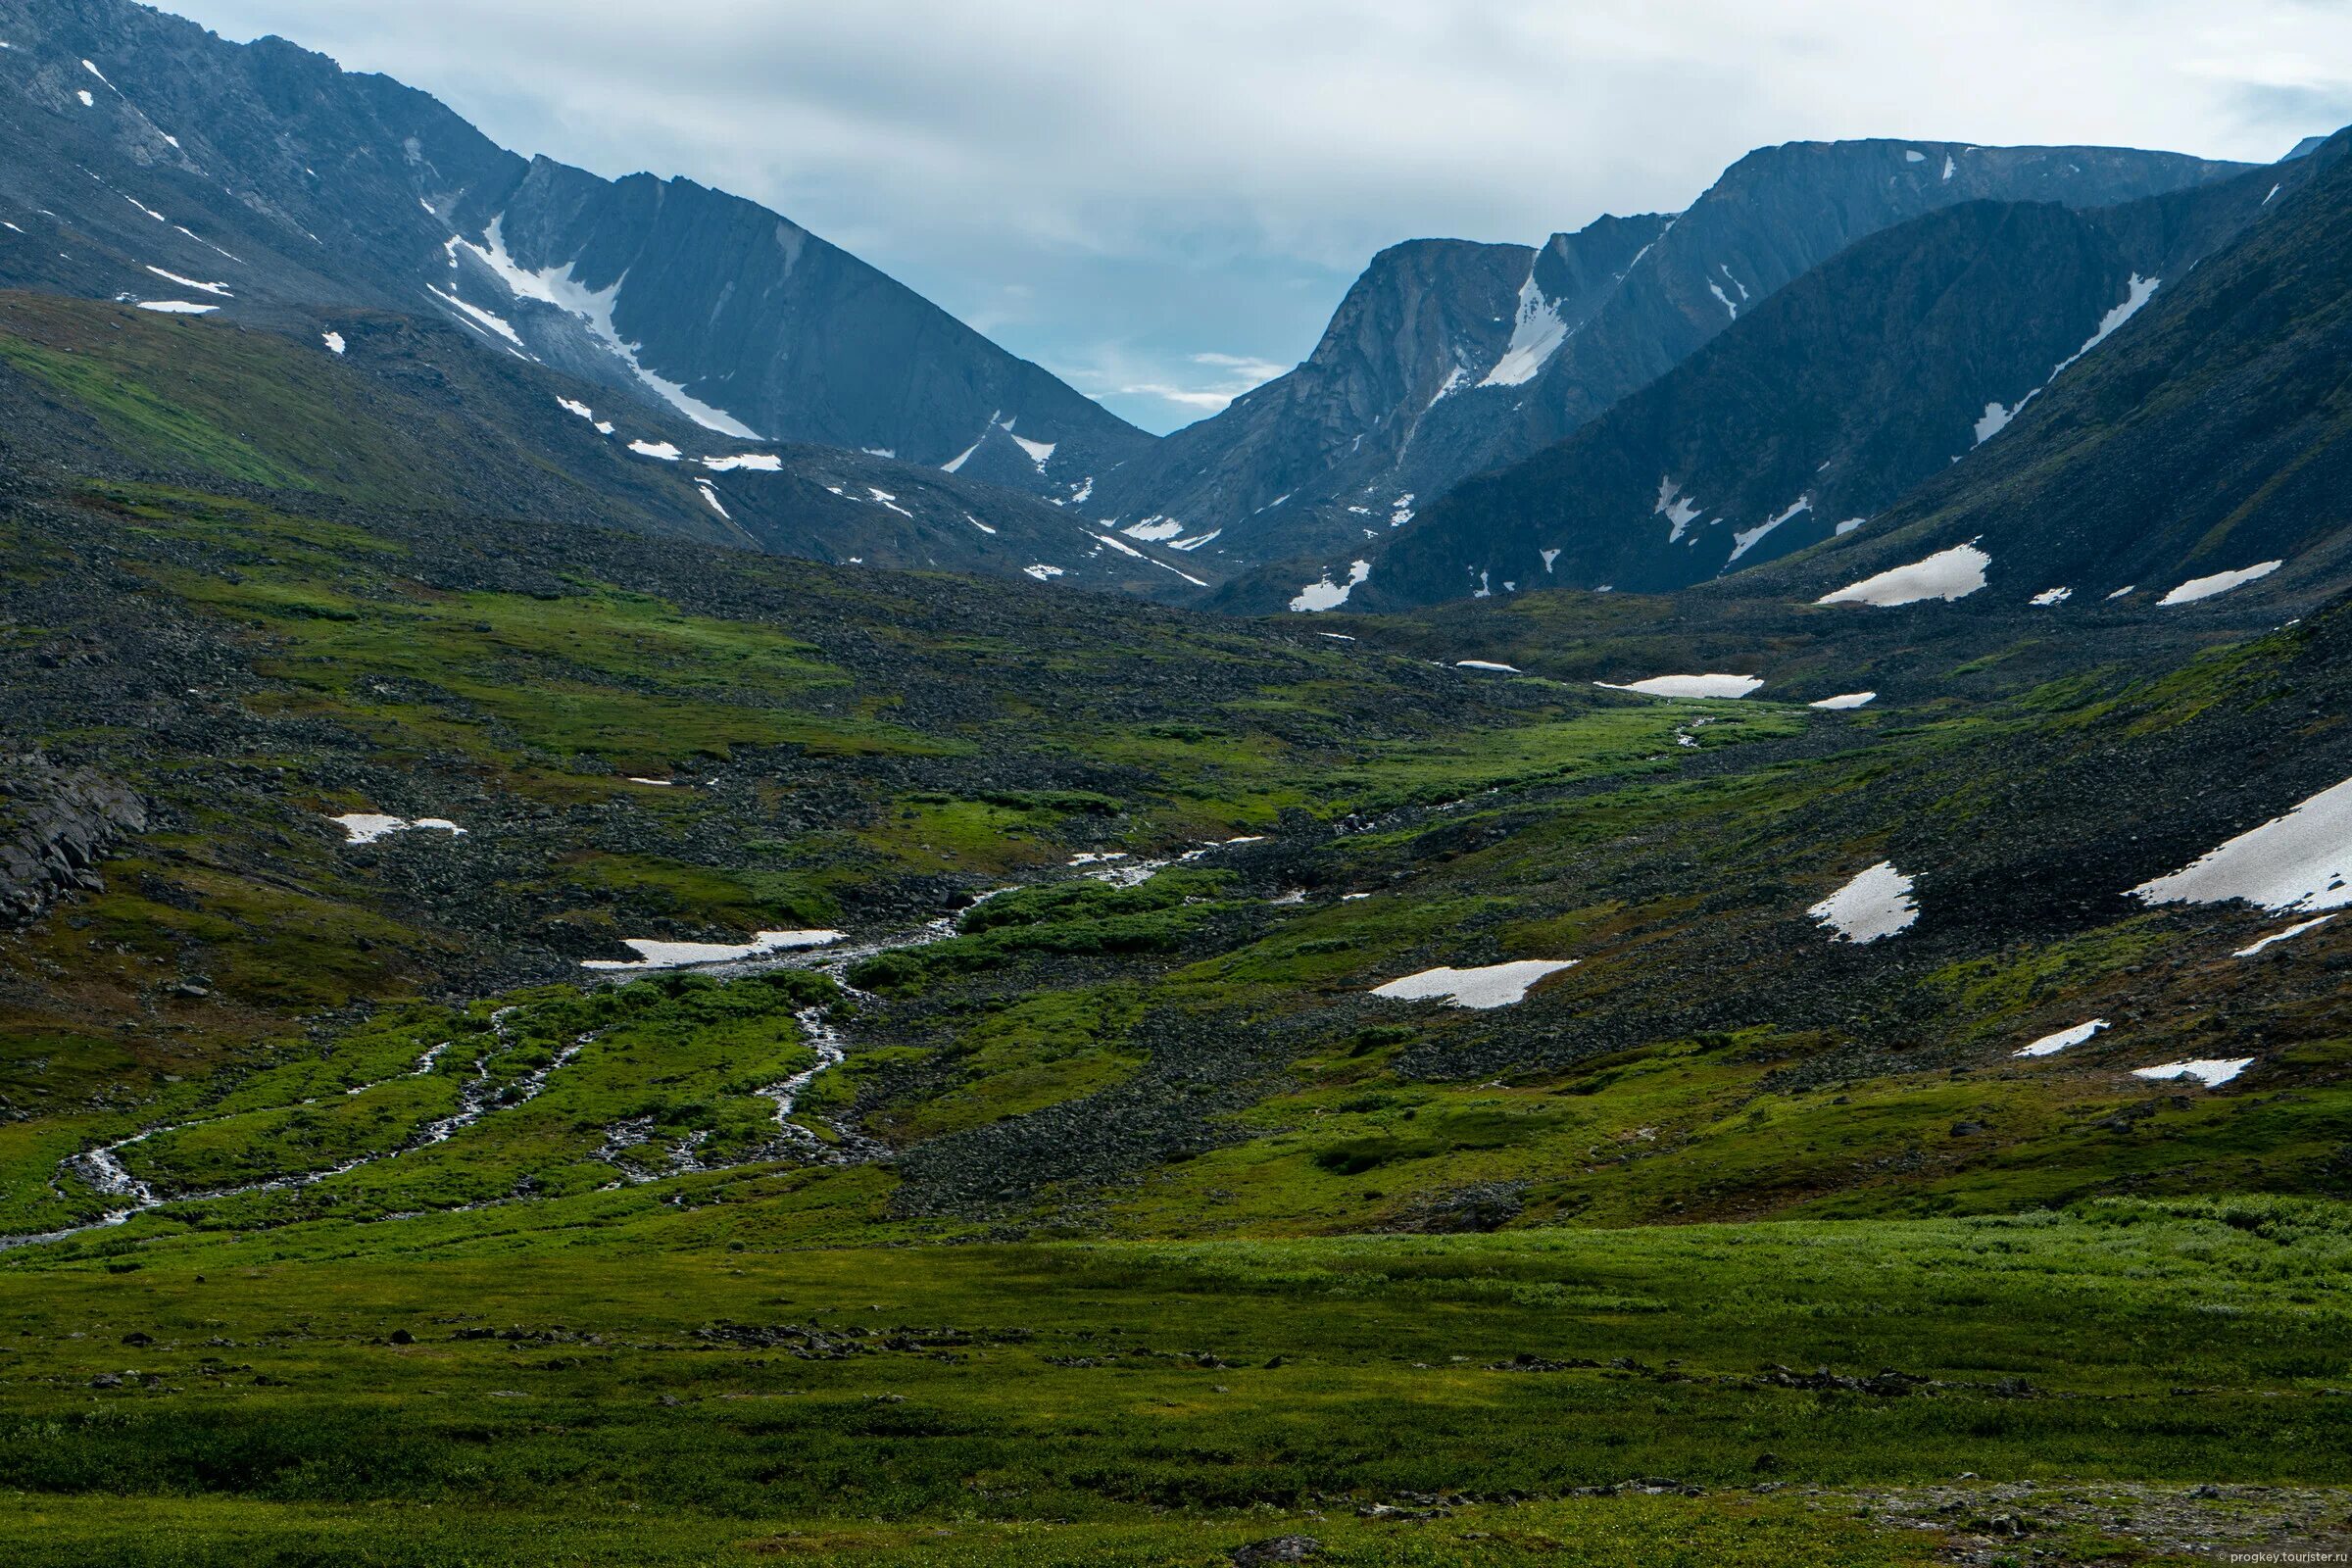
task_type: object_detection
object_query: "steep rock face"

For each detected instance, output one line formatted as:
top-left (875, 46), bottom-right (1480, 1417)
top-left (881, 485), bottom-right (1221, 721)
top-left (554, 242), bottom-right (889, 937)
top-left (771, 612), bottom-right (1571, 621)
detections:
top-left (1117, 139), bottom-right (2249, 578)
top-left (1345, 151), bottom-right (2324, 608)
top-left (0, 0), bottom-right (1151, 502)
top-left (1090, 218), bottom-right (1665, 558)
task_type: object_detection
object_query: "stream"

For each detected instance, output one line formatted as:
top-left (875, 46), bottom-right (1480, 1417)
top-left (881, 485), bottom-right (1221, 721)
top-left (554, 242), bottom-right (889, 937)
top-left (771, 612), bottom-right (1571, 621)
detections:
top-left (1, 835), bottom-right (1271, 1250)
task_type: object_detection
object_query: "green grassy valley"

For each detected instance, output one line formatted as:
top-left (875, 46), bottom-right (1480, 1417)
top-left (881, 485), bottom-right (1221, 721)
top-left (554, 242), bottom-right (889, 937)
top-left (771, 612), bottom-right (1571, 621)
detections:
top-left (2, 257), bottom-right (2349, 1564)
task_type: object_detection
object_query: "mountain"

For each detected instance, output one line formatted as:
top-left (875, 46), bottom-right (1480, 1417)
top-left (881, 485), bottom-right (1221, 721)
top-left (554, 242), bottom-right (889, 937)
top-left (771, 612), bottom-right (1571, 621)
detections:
top-left (1333, 147), bottom-right (2329, 608)
top-left (1085, 220), bottom-right (1667, 558)
top-left (1729, 125), bottom-right (2352, 618)
top-left (1096, 138), bottom-right (2253, 577)
top-left (0, 0), bottom-right (1152, 506)
top-left (0, 290), bottom-right (1205, 597)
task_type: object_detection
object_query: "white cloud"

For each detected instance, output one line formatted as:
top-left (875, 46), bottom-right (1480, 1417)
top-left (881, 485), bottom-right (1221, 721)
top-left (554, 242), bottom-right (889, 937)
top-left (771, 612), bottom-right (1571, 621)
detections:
top-left (168, 0), bottom-right (2352, 432)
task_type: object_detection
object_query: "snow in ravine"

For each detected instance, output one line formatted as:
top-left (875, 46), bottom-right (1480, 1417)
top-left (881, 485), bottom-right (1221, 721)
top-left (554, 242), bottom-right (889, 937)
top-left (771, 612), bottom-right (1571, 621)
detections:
top-left (1654, 478), bottom-right (1703, 543)
top-left (2049, 274), bottom-right (2160, 381)
top-left (1809, 861), bottom-right (1918, 943)
top-left (2132, 1058), bottom-right (2253, 1089)
top-left (1481, 270), bottom-right (1570, 387)
top-left (2015, 1019), bottom-right (2108, 1057)
top-left (2235, 914), bottom-right (2335, 956)
top-left (1371, 959), bottom-right (1578, 1009)
top-left (1597, 673), bottom-right (1764, 699)
top-left (1728, 498), bottom-right (1810, 564)
top-left (1290, 560), bottom-right (1372, 612)
top-left (1808, 692), bottom-right (1877, 710)
top-left (453, 216), bottom-right (761, 438)
top-left (1818, 543), bottom-right (1989, 607)
top-left (581, 931), bottom-right (845, 972)
top-left (2157, 562), bottom-right (2281, 606)
top-left (329, 813), bottom-right (466, 845)
top-left (144, 266), bottom-right (230, 296)
top-left (2132, 775), bottom-right (2352, 913)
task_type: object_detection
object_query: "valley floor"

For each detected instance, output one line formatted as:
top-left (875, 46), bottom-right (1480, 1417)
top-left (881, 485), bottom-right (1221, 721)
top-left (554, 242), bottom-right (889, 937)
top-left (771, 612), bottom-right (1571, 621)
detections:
top-left (1, 1200), bottom-right (2345, 1565)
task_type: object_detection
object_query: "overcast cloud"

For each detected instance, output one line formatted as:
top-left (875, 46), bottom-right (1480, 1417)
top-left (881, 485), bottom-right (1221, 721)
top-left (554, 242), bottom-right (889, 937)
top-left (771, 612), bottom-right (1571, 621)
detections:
top-left (166, 0), bottom-right (2352, 432)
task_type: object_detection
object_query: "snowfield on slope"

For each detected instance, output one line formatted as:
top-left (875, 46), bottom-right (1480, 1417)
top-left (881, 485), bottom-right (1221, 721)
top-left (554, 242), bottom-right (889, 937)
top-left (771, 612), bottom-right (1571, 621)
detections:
top-left (2016, 1019), bottom-right (2108, 1057)
top-left (582, 931), bottom-right (844, 971)
top-left (1291, 560), bottom-right (1371, 612)
top-left (1818, 544), bottom-right (1989, 607)
top-left (2158, 562), bottom-right (2282, 606)
top-left (1809, 861), bottom-right (1918, 943)
top-left (329, 813), bottom-right (466, 845)
top-left (2132, 775), bottom-right (2352, 913)
top-left (1371, 959), bottom-right (1578, 1009)
top-left (1597, 673), bottom-right (1764, 699)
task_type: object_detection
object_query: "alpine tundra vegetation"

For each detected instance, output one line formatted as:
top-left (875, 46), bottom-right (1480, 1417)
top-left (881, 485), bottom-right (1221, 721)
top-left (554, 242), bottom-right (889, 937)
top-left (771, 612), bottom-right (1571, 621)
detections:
top-left (0, 1), bottom-right (2348, 1564)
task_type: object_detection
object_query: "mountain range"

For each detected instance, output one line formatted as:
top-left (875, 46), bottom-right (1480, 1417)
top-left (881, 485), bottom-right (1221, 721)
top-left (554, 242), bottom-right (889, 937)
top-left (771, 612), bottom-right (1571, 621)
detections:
top-left (6, 3), bottom-right (2352, 1561)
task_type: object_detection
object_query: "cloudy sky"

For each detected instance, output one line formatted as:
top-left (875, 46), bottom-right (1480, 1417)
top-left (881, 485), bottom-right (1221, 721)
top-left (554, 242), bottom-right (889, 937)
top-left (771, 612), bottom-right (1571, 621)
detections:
top-left (170, 0), bottom-right (2352, 433)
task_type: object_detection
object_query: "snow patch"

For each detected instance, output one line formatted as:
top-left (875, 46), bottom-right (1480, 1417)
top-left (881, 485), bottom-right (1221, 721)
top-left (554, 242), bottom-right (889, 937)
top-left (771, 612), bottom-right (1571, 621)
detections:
top-left (1809, 692), bottom-right (1877, 710)
top-left (1973, 401), bottom-right (2014, 445)
top-left (2236, 914), bottom-right (2334, 956)
top-left (1817, 543), bottom-right (1989, 607)
top-left (2132, 775), bottom-right (2352, 914)
top-left (330, 813), bottom-right (465, 845)
top-left (628, 440), bottom-right (682, 462)
top-left (2015, 1019), bottom-right (2107, 1057)
top-left (1835, 517), bottom-right (1867, 536)
top-left (425, 285), bottom-right (523, 347)
top-left (2132, 1058), bottom-right (2252, 1089)
top-left (1809, 861), bottom-right (1918, 943)
top-left (583, 930), bottom-right (843, 971)
top-left (1010, 433), bottom-right (1055, 467)
top-left (2157, 562), bottom-right (2281, 605)
top-left (1023, 564), bottom-right (1065, 581)
top-left (2048, 273), bottom-right (2160, 382)
top-left (1707, 281), bottom-right (1739, 319)
top-left (320, 330), bottom-right (345, 355)
top-left (1597, 673), bottom-right (1764, 699)
top-left (454, 216), bottom-right (760, 438)
top-left (1728, 497), bottom-right (1810, 564)
top-left (702, 453), bottom-right (782, 472)
top-left (1455, 661), bottom-right (1520, 673)
top-left (1541, 548), bottom-right (1560, 573)
top-left (694, 479), bottom-right (731, 519)
top-left (2030, 587), bottom-right (2072, 607)
top-left (1371, 959), bottom-right (1577, 1010)
top-left (1290, 560), bottom-right (1371, 613)
top-left (1123, 516), bottom-right (1187, 542)
top-left (133, 300), bottom-right (218, 315)
top-left (144, 266), bottom-right (228, 296)
top-left (1480, 269), bottom-right (1570, 387)
top-left (1654, 477), bottom-right (1702, 543)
